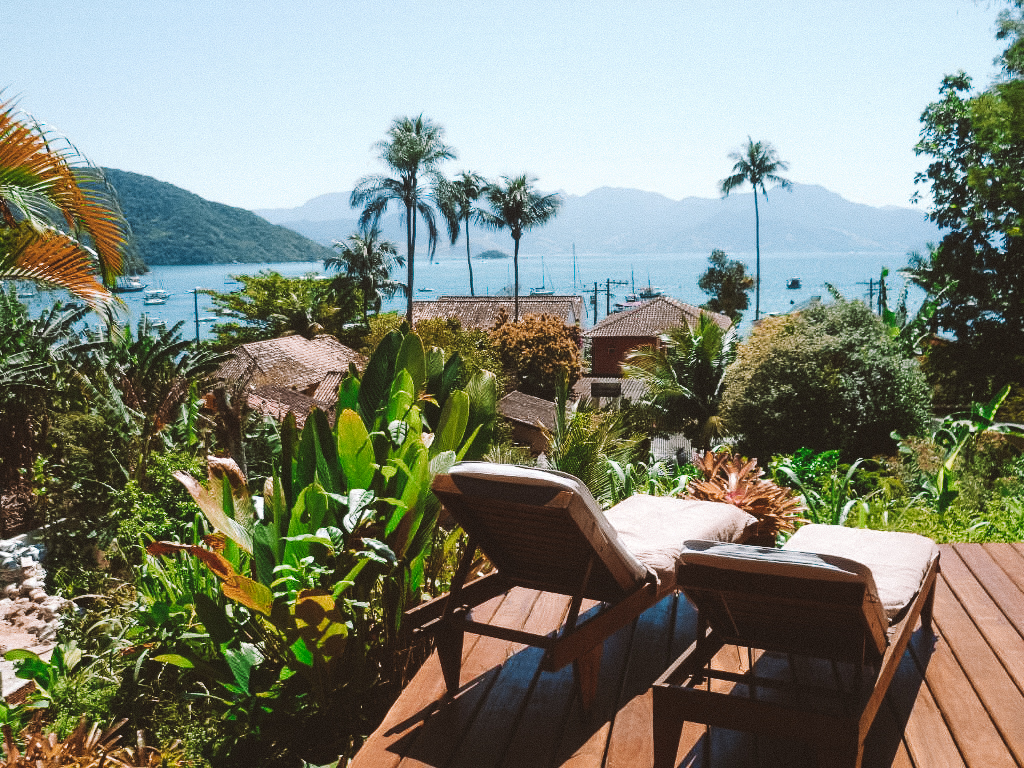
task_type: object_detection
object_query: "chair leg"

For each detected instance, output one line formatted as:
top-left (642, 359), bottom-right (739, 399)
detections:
top-left (574, 642), bottom-right (603, 711)
top-left (652, 688), bottom-right (685, 768)
top-left (438, 606), bottom-right (467, 694)
top-left (920, 579), bottom-right (936, 633)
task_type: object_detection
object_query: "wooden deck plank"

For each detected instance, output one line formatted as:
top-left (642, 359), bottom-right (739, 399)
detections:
top-left (450, 589), bottom-right (571, 768)
top-left (984, 543), bottom-right (1024, 596)
top-left (909, 601), bottom-right (1018, 767)
top-left (939, 546), bottom-right (1024, 692)
top-left (952, 544), bottom-right (1024, 634)
top-left (354, 544), bottom-right (1024, 768)
top-left (397, 588), bottom-right (542, 768)
top-left (604, 596), bottom-right (677, 768)
top-left (352, 591), bottom-right (508, 768)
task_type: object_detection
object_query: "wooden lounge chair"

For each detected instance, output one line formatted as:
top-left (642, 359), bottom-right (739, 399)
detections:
top-left (652, 524), bottom-right (940, 768)
top-left (406, 462), bottom-right (759, 709)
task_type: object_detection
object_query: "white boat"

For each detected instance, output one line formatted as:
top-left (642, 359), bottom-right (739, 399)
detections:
top-left (143, 289), bottom-right (170, 305)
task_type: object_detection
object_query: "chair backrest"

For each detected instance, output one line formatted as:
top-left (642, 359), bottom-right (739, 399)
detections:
top-left (433, 463), bottom-right (650, 602)
top-left (678, 541), bottom-right (890, 664)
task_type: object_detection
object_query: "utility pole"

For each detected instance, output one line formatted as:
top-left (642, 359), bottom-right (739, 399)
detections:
top-left (591, 282), bottom-right (599, 323)
top-left (856, 278), bottom-right (876, 312)
top-left (194, 287), bottom-right (201, 344)
top-left (605, 279), bottom-right (628, 316)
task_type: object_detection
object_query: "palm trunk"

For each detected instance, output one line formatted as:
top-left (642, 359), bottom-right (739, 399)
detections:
top-left (513, 235), bottom-right (520, 322)
top-left (406, 202), bottom-right (415, 327)
top-left (753, 190), bottom-right (761, 321)
top-left (465, 213), bottom-right (475, 296)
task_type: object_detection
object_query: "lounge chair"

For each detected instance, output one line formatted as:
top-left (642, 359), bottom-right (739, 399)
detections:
top-left (652, 524), bottom-right (940, 768)
top-left (406, 462), bottom-right (760, 709)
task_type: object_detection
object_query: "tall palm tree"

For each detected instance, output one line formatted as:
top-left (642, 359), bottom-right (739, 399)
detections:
top-left (621, 313), bottom-right (738, 453)
top-left (720, 137), bottom-right (791, 321)
top-left (436, 171), bottom-right (486, 296)
top-left (326, 225), bottom-right (405, 326)
top-left (478, 175), bottom-right (561, 321)
top-left (350, 115), bottom-right (455, 326)
top-left (0, 96), bottom-right (130, 315)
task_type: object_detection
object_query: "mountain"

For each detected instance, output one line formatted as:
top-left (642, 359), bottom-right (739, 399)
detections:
top-left (104, 169), bottom-right (333, 266)
top-left (256, 183), bottom-right (939, 256)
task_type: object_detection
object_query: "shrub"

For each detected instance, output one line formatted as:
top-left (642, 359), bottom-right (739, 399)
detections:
top-left (489, 311), bottom-right (582, 399)
top-left (720, 300), bottom-right (931, 461)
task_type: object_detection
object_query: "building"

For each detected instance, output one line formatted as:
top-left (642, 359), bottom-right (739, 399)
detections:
top-left (217, 335), bottom-right (364, 426)
top-left (584, 296), bottom-right (730, 376)
top-left (412, 295), bottom-right (585, 329)
top-left (496, 390), bottom-right (557, 455)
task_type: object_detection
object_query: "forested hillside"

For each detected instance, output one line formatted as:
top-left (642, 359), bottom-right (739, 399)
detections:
top-left (104, 168), bottom-right (333, 266)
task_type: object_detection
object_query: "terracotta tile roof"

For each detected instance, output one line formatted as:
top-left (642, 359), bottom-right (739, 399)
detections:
top-left (585, 296), bottom-right (730, 338)
top-left (571, 376), bottom-right (649, 402)
top-left (216, 334), bottom-right (364, 425)
top-left (497, 390), bottom-right (557, 432)
top-left (412, 295), bottom-right (584, 329)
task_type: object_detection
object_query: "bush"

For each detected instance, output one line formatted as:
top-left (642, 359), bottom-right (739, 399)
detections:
top-left (489, 311), bottom-right (582, 399)
top-left (720, 300), bottom-right (931, 461)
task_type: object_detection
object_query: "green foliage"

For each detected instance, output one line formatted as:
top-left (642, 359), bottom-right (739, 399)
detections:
top-left (720, 299), bottom-right (932, 461)
top-left (698, 249), bottom-right (754, 321)
top-left (437, 171), bottom-right (488, 296)
top-left (772, 450), bottom-right (872, 527)
top-left (489, 311), bottom-right (582, 399)
top-left (621, 312), bottom-right (737, 451)
top-left (606, 456), bottom-right (697, 506)
top-left (202, 270), bottom-right (363, 349)
top-left (326, 225), bottom-right (404, 326)
top-left (103, 167), bottom-right (332, 266)
top-left (140, 328), bottom-right (496, 765)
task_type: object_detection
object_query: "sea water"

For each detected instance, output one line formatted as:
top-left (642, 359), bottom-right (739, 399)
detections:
top-left (15, 251), bottom-right (924, 341)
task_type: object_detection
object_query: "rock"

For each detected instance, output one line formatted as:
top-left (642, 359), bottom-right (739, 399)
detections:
top-left (27, 589), bottom-right (46, 603)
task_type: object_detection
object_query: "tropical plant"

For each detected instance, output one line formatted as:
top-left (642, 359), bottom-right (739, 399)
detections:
top-left (877, 264), bottom-right (950, 355)
top-left (478, 175), bottom-right (561, 321)
top-left (0, 95), bottom-right (131, 315)
top-left (606, 456), bottom-right (698, 506)
top-left (326, 225), bottom-right (404, 327)
top-left (772, 450), bottom-right (872, 527)
top-left (684, 450), bottom-right (807, 542)
top-left (621, 312), bottom-right (737, 452)
top-left (144, 329), bottom-right (496, 764)
top-left (900, 384), bottom-right (1024, 517)
top-left (488, 310), bottom-right (581, 398)
top-left (545, 378), bottom-right (641, 506)
top-left (436, 171), bottom-right (487, 296)
top-left (351, 115), bottom-right (455, 325)
top-left (720, 137), bottom-right (792, 320)
top-left (202, 270), bottom-right (361, 348)
top-left (720, 299), bottom-right (931, 462)
top-left (2, 712), bottom-right (172, 767)
top-left (698, 249), bottom-right (755, 321)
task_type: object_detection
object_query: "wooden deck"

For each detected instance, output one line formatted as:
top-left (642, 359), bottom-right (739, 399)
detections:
top-left (352, 543), bottom-right (1024, 768)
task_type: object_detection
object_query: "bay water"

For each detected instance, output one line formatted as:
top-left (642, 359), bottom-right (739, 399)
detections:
top-left (18, 250), bottom-right (922, 341)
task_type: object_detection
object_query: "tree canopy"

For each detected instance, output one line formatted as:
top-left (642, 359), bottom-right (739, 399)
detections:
top-left (698, 249), bottom-right (754, 321)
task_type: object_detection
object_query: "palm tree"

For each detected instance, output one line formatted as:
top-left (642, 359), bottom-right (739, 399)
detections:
top-left (720, 138), bottom-right (791, 321)
top-left (326, 226), bottom-right (405, 326)
top-left (436, 171), bottom-right (486, 296)
top-left (0, 96), bottom-right (130, 315)
top-left (350, 115), bottom-right (455, 326)
top-left (478, 175), bottom-right (561, 321)
top-left (621, 313), bottom-right (738, 453)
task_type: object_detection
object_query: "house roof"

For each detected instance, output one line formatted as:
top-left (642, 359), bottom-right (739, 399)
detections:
top-left (412, 295), bottom-right (585, 329)
top-left (585, 296), bottom-right (730, 338)
top-left (571, 376), bottom-right (649, 402)
top-left (497, 390), bottom-right (557, 432)
top-left (216, 334), bottom-right (364, 425)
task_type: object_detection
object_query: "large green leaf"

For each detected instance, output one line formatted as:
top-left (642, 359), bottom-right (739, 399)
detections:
top-left (285, 483), bottom-right (330, 564)
top-left (386, 369), bottom-right (416, 426)
top-left (336, 365), bottom-right (361, 419)
top-left (434, 389), bottom-right (469, 456)
top-left (336, 409), bottom-right (376, 490)
top-left (463, 369), bottom-right (497, 460)
top-left (280, 412), bottom-right (299, 510)
top-left (359, 330), bottom-right (402, 429)
top-left (396, 332), bottom-right (426, 396)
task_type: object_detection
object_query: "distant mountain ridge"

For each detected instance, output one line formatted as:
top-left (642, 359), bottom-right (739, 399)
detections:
top-left (255, 184), bottom-right (938, 256)
top-left (104, 168), bottom-right (333, 267)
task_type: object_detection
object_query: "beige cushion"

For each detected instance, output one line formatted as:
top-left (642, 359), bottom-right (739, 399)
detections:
top-left (784, 524), bottom-right (938, 619)
top-left (605, 496), bottom-right (757, 594)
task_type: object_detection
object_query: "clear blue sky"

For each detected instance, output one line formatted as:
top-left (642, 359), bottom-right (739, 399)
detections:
top-left (1, 0), bottom-right (1007, 211)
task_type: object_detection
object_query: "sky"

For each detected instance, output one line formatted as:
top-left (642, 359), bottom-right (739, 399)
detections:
top-left (1, 0), bottom-right (1010, 212)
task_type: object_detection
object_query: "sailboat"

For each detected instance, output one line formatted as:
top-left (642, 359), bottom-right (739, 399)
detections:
top-left (531, 253), bottom-right (555, 296)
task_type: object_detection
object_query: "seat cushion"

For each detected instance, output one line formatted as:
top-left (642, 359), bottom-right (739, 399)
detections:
top-left (604, 495), bottom-right (757, 594)
top-left (783, 524), bottom-right (938, 619)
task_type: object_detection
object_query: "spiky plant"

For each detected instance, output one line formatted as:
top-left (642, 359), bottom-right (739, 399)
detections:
top-left (683, 449), bottom-right (806, 540)
top-left (2, 714), bottom-right (175, 767)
